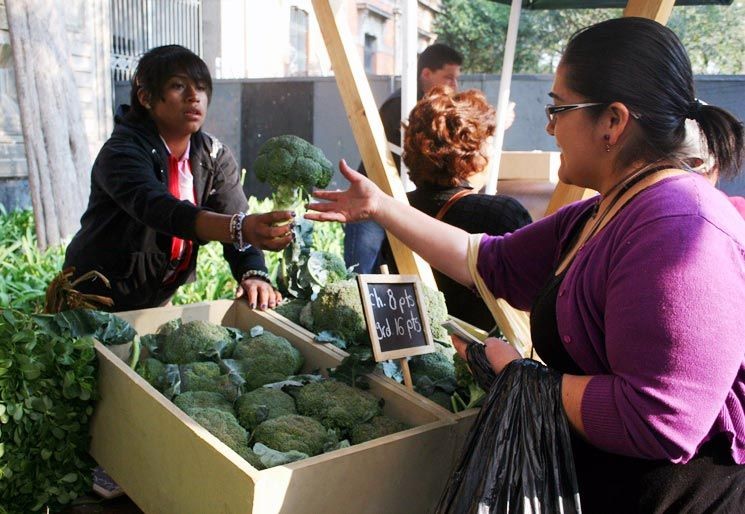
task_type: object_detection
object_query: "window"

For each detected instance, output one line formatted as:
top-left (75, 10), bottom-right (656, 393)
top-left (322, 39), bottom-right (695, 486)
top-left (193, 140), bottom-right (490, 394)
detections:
top-left (364, 33), bottom-right (377, 74)
top-left (289, 6), bottom-right (309, 76)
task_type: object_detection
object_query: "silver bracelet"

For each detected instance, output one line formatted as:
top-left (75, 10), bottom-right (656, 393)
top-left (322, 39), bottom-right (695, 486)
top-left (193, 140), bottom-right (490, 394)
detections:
top-left (230, 212), bottom-right (251, 251)
top-left (241, 269), bottom-right (272, 284)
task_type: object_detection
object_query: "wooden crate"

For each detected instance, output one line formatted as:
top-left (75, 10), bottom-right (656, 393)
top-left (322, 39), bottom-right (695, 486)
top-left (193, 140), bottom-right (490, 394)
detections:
top-left (89, 300), bottom-right (460, 514)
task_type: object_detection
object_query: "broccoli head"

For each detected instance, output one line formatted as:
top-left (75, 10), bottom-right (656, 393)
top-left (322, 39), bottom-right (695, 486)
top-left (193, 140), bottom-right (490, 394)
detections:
top-left (179, 362), bottom-right (242, 402)
top-left (298, 301), bottom-right (315, 331)
top-left (306, 251), bottom-right (349, 287)
top-left (295, 379), bottom-right (382, 432)
top-left (253, 135), bottom-right (333, 211)
top-left (311, 279), bottom-right (369, 344)
top-left (452, 353), bottom-right (486, 410)
top-left (188, 407), bottom-right (247, 454)
top-left (235, 387), bottom-right (297, 430)
top-left (136, 357), bottom-right (167, 391)
top-left (409, 351), bottom-right (456, 384)
top-left (174, 391), bottom-right (235, 416)
top-left (350, 415), bottom-right (410, 445)
top-left (156, 318), bottom-right (182, 337)
top-left (253, 414), bottom-right (335, 457)
top-left (274, 299), bottom-right (309, 326)
top-left (422, 286), bottom-right (450, 342)
top-left (232, 332), bottom-right (304, 390)
top-left (160, 320), bottom-right (233, 364)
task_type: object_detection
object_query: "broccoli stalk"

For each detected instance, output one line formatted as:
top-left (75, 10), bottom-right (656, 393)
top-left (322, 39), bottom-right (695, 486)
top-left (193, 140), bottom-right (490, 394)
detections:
top-left (253, 135), bottom-right (333, 214)
top-left (273, 184), bottom-right (308, 212)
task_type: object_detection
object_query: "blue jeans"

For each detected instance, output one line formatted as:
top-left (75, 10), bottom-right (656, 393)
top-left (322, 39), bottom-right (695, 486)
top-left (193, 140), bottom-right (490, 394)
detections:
top-left (343, 220), bottom-right (387, 274)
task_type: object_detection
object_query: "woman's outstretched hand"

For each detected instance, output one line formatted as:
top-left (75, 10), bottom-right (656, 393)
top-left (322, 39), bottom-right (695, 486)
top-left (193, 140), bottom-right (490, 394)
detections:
top-left (305, 159), bottom-right (382, 224)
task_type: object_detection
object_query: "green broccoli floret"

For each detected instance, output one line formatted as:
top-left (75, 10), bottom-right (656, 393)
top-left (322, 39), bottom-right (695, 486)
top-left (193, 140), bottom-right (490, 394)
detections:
top-left (311, 280), bottom-right (368, 344)
top-left (422, 286), bottom-right (450, 342)
top-left (235, 388), bottom-right (297, 430)
top-left (452, 353), bottom-right (486, 411)
top-left (409, 351), bottom-right (456, 383)
top-left (179, 361), bottom-right (221, 383)
top-left (298, 302), bottom-right (315, 331)
top-left (174, 391), bottom-right (234, 416)
top-left (179, 362), bottom-right (242, 402)
top-left (274, 299), bottom-right (309, 326)
top-left (156, 318), bottom-right (182, 337)
top-left (160, 320), bottom-right (233, 364)
top-left (306, 251), bottom-right (349, 287)
top-left (136, 357), bottom-right (167, 391)
top-left (253, 414), bottom-right (335, 456)
top-left (295, 380), bottom-right (382, 432)
top-left (188, 407), bottom-right (247, 454)
top-left (232, 332), bottom-right (304, 391)
top-left (253, 135), bottom-right (333, 211)
top-left (350, 416), bottom-right (410, 445)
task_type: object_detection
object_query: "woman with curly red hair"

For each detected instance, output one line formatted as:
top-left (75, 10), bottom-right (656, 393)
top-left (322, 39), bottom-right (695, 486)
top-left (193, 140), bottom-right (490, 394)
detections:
top-left (402, 86), bottom-right (531, 330)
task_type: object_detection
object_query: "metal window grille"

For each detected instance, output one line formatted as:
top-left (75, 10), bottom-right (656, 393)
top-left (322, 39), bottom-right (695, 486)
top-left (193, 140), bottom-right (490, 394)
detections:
top-left (289, 6), bottom-right (308, 76)
top-left (110, 0), bottom-right (202, 83)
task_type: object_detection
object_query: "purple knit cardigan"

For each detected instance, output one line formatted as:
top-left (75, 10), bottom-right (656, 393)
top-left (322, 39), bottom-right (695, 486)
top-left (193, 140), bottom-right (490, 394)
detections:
top-left (477, 174), bottom-right (745, 464)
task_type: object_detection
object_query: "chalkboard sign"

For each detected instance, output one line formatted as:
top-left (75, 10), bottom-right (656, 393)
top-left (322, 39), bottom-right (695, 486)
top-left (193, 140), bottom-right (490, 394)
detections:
top-left (357, 274), bottom-right (435, 361)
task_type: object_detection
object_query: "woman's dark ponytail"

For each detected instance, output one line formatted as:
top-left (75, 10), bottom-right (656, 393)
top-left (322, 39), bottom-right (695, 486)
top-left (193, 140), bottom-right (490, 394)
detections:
top-left (695, 104), bottom-right (745, 180)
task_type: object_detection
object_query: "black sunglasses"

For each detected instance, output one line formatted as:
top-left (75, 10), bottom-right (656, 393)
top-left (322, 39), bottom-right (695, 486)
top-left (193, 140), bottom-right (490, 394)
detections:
top-left (545, 102), bottom-right (642, 123)
top-left (545, 102), bottom-right (606, 123)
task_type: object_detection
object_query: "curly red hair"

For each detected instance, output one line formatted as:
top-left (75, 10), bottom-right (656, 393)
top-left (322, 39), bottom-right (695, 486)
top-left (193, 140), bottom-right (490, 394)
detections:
top-left (403, 86), bottom-right (496, 187)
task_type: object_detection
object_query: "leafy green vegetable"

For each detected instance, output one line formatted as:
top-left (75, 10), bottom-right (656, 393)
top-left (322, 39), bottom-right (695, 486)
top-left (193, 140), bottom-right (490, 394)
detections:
top-left (31, 309), bottom-right (136, 346)
top-left (0, 309), bottom-right (97, 513)
top-left (328, 346), bottom-right (376, 389)
top-left (277, 219), bottom-right (352, 301)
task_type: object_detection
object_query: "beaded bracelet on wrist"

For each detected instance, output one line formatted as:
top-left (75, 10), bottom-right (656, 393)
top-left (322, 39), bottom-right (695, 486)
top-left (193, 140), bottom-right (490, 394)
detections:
top-left (241, 269), bottom-right (272, 284)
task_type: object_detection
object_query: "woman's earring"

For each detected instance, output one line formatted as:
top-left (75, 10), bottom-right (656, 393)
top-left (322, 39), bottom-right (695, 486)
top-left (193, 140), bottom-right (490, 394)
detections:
top-left (605, 143), bottom-right (611, 152)
top-left (604, 134), bottom-right (611, 152)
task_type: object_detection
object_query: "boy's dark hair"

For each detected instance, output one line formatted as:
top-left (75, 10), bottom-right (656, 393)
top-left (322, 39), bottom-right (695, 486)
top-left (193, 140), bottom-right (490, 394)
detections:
top-left (128, 44), bottom-right (213, 120)
top-left (417, 43), bottom-right (463, 76)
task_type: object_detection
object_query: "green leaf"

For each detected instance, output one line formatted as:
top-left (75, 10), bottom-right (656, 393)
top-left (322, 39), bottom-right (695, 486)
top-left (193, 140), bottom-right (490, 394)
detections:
top-left (60, 472), bottom-right (78, 483)
top-left (314, 331), bottom-right (348, 350)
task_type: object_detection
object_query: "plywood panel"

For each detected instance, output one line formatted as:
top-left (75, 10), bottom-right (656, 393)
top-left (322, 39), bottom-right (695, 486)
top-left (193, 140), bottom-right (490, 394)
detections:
top-left (311, 0), bottom-right (437, 288)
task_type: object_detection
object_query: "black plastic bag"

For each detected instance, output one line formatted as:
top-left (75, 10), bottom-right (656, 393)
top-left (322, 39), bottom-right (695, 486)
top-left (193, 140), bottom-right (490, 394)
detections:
top-left (437, 355), bottom-right (582, 514)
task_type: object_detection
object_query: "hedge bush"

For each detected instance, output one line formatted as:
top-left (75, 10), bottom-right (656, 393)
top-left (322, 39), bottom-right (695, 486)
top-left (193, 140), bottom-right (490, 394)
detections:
top-left (0, 199), bottom-right (344, 313)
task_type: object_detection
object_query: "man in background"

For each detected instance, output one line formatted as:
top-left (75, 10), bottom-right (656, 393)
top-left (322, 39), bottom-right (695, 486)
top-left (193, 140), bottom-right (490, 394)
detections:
top-left (344, 44), bottom-right (464, 274)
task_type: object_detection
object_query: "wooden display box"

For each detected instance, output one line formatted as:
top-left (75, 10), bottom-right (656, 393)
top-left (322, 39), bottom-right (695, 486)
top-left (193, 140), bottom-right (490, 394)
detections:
top-left (89, 300), bottom-right (460, 514)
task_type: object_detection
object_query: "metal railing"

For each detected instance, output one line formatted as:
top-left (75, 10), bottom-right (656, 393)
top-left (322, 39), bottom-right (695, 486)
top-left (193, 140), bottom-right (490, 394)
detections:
top-left (110, 0), bottom-right (202, 82)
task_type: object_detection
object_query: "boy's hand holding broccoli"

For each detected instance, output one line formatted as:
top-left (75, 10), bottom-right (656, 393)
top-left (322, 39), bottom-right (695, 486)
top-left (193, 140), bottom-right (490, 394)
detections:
top-left (241, 210), bottom-right (296, 250)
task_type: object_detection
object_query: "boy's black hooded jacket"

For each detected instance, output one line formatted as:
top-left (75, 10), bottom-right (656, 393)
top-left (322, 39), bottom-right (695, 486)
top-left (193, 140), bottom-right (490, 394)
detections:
top-left (64, 106), bottom-right (266, 311)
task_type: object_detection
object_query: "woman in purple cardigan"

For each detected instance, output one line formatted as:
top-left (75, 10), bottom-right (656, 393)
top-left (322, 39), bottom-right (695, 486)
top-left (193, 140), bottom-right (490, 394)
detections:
top-left (308, 18), bottom-right (745, 513)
